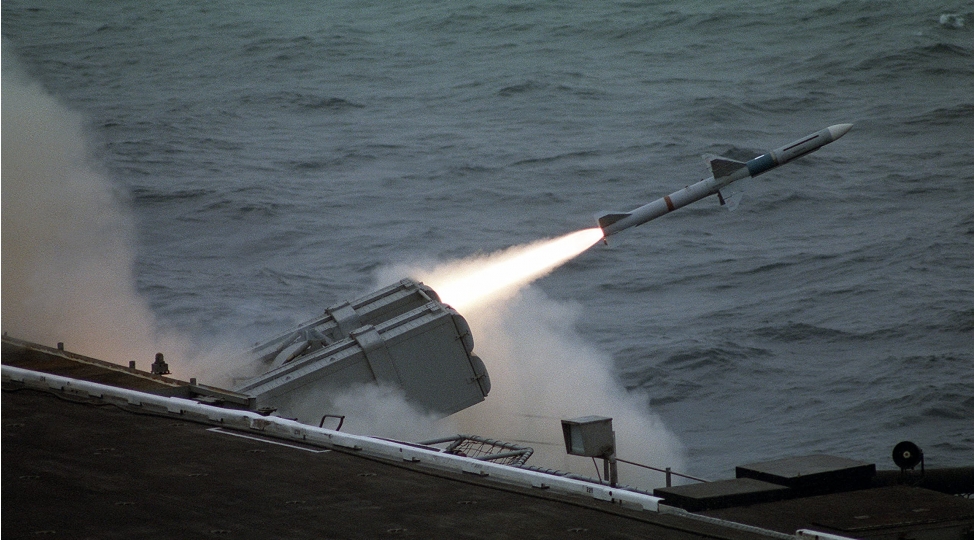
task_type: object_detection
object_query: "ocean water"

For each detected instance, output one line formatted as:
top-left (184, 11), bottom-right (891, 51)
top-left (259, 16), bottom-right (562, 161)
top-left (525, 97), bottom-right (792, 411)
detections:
top-left (3, 0), bottom-right (972, 481)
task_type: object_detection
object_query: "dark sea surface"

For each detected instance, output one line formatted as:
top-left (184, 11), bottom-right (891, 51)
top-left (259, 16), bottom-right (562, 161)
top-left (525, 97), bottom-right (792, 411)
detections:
top-left (3, 0), bottom-right (972, 481)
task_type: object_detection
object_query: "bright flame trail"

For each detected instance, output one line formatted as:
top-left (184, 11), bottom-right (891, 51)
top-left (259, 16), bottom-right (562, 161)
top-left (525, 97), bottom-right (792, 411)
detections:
top-left (422, 228), bottom-right (605, 310)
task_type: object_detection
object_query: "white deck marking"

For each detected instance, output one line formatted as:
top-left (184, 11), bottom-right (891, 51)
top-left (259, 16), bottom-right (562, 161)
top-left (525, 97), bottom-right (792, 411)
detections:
top-left (207, 427), bottom-right (331, 453)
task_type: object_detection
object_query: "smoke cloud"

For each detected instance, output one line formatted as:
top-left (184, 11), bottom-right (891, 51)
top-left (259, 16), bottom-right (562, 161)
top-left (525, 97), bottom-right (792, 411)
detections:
top-left (0, 55), bottom-right (435, 442)
top-left (270, 381), bottom-right (456, 443)
top-left (456, 289), bottom-right (686, 487)
top-left (377, 250), bottom-right (687, 489)
top-left (1, 54), bottom-right (187, 369)
top-left (1, 54), bottom-right (684, 488)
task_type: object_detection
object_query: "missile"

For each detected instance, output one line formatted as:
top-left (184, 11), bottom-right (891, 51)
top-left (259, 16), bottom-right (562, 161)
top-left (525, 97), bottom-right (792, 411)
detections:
top-left (597, 124), bottom-right (853, 237)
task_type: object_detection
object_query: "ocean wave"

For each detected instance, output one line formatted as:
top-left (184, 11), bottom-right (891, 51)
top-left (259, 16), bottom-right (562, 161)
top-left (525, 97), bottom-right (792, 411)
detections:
top-left (492, 78), bottom-right (608, 102)
top-left (131, 187), bottom-right (213, 205)
top-left (751, 321), bottom-right (897, 344)
top-left (276, 148), bottom-right (379, 173)
top-left (866, 375), bottom-right (975, 426)
top-left (683, 98), bottom-right (759, 125)
top-left (904, 103), bottom-right (975, 126)
top-left (511, 149), bottom-right (602, 166)
top-left (496, 80), bottom-right (544, 97)
top-left (857, 43), bottom-right (974, 78)
top-left (241, 91), bottom-right (364, 112)
top-left (658, 343), bottom-right (774, 370)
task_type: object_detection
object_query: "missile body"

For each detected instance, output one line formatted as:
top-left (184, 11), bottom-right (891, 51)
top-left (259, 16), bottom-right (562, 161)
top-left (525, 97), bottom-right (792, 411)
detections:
top-left (597, 124), bottom-right (853, 237)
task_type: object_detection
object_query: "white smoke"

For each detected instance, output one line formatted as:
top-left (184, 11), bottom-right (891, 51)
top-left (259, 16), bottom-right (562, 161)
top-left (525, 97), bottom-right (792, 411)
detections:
top-left (0, 54), bottom-right (211, 375)
top-left (0, 54), bottom-right (444, 441)
top-left (0, 53), bottom-right (685, 488)
top-left (375, 257), bottom-right (687, 489)
top-left (291, 382), bottom-right (455, 443)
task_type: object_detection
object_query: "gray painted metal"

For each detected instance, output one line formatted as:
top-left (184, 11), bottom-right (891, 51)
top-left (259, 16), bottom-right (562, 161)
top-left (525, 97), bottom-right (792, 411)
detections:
top-left (246, 278), bottom-right (442, 368)
top-left (561, 416), bottom-right (616, 458)
top-left (236, 292), bottom-right (491, 423)
top-left (597, 124), bottom-right (852, 236)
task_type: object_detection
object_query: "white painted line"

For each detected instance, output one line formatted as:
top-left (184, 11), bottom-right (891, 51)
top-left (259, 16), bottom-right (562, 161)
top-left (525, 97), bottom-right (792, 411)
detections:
top-left (207, 427), bottom-right (331, 453)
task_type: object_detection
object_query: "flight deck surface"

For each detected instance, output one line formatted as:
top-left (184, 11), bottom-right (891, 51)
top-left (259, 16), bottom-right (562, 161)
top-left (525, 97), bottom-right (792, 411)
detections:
top-left (3, 337), bottom-right (971, 539)
top-left (3, 387), bottom-right (760, 540)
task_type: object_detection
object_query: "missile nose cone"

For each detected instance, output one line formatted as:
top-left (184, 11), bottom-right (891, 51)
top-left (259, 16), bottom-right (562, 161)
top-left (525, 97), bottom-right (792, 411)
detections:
top-left (827, 123), bottom-right (853, 140)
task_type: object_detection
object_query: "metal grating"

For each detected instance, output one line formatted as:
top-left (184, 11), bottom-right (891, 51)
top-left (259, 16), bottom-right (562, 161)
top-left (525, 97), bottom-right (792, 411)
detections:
top-left (419, 435), bottom-right (534, 467)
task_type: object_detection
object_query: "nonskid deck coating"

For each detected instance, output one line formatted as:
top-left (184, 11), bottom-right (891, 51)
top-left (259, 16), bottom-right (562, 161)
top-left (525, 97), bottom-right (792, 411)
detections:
top-left (2, 387), bottom-right (760, 540)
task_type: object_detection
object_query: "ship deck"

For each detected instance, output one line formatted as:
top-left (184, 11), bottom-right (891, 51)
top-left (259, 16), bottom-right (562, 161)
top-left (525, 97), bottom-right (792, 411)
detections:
top-left (3, 336), bottom-right (971, 539)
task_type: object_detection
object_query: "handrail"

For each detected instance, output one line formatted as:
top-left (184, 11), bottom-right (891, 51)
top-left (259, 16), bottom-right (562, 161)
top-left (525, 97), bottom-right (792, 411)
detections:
top-left (615, 457), bottom-right (708, 485)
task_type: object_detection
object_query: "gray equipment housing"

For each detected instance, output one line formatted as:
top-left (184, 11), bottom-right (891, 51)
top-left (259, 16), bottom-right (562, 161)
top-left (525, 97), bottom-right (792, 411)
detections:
top-left (561, 416), bottom-right (616, 458)
top-left (235, 279), bottom-right (490, 421)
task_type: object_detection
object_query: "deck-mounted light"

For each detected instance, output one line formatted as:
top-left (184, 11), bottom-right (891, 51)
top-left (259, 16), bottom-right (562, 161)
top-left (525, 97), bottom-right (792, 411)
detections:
top-left (561, 416), bottom-right (617, 486)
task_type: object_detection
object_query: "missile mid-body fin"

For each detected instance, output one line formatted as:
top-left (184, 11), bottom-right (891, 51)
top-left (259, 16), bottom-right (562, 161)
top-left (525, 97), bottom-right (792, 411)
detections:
top-left (704, 154), bottom-right (750, 211)
top-left (704, 154), bottom-right (748, 180)
top-left (716, 178), bottom-right (750, 210)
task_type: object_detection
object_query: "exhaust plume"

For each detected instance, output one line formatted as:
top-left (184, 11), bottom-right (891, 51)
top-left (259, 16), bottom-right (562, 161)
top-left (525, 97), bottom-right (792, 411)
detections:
top-left (417, 228), bottom-right (604, 310)
top-left (377, 232), bottom-right (686, 488)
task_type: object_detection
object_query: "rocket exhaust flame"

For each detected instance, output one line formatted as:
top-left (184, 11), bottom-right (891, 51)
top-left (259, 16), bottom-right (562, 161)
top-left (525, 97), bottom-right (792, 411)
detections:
top-left (420, 228), bottom-right (605, 311)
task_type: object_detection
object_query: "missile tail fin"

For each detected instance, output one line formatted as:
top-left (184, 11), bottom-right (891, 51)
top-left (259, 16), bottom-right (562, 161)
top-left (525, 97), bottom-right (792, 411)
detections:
top-left (597, 212), bottom-right (631, 229)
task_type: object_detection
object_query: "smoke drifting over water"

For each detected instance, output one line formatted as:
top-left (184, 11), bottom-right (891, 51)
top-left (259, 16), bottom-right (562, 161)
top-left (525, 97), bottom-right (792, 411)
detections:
top-left (3, 0), bottom-right (969, 481)
top-left (1, 55), bottom-right (683, 484)
top-left (1, 56), bottom-right (185, 368)
top-left (0, 60), bottom-right (680, 483)
top-left (377, 236), bottom-right (687, 488)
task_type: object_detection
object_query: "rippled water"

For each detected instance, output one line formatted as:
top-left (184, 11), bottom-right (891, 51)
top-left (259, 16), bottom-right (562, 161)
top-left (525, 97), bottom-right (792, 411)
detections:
top-left (3, 0), bottom-right (972, 479)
